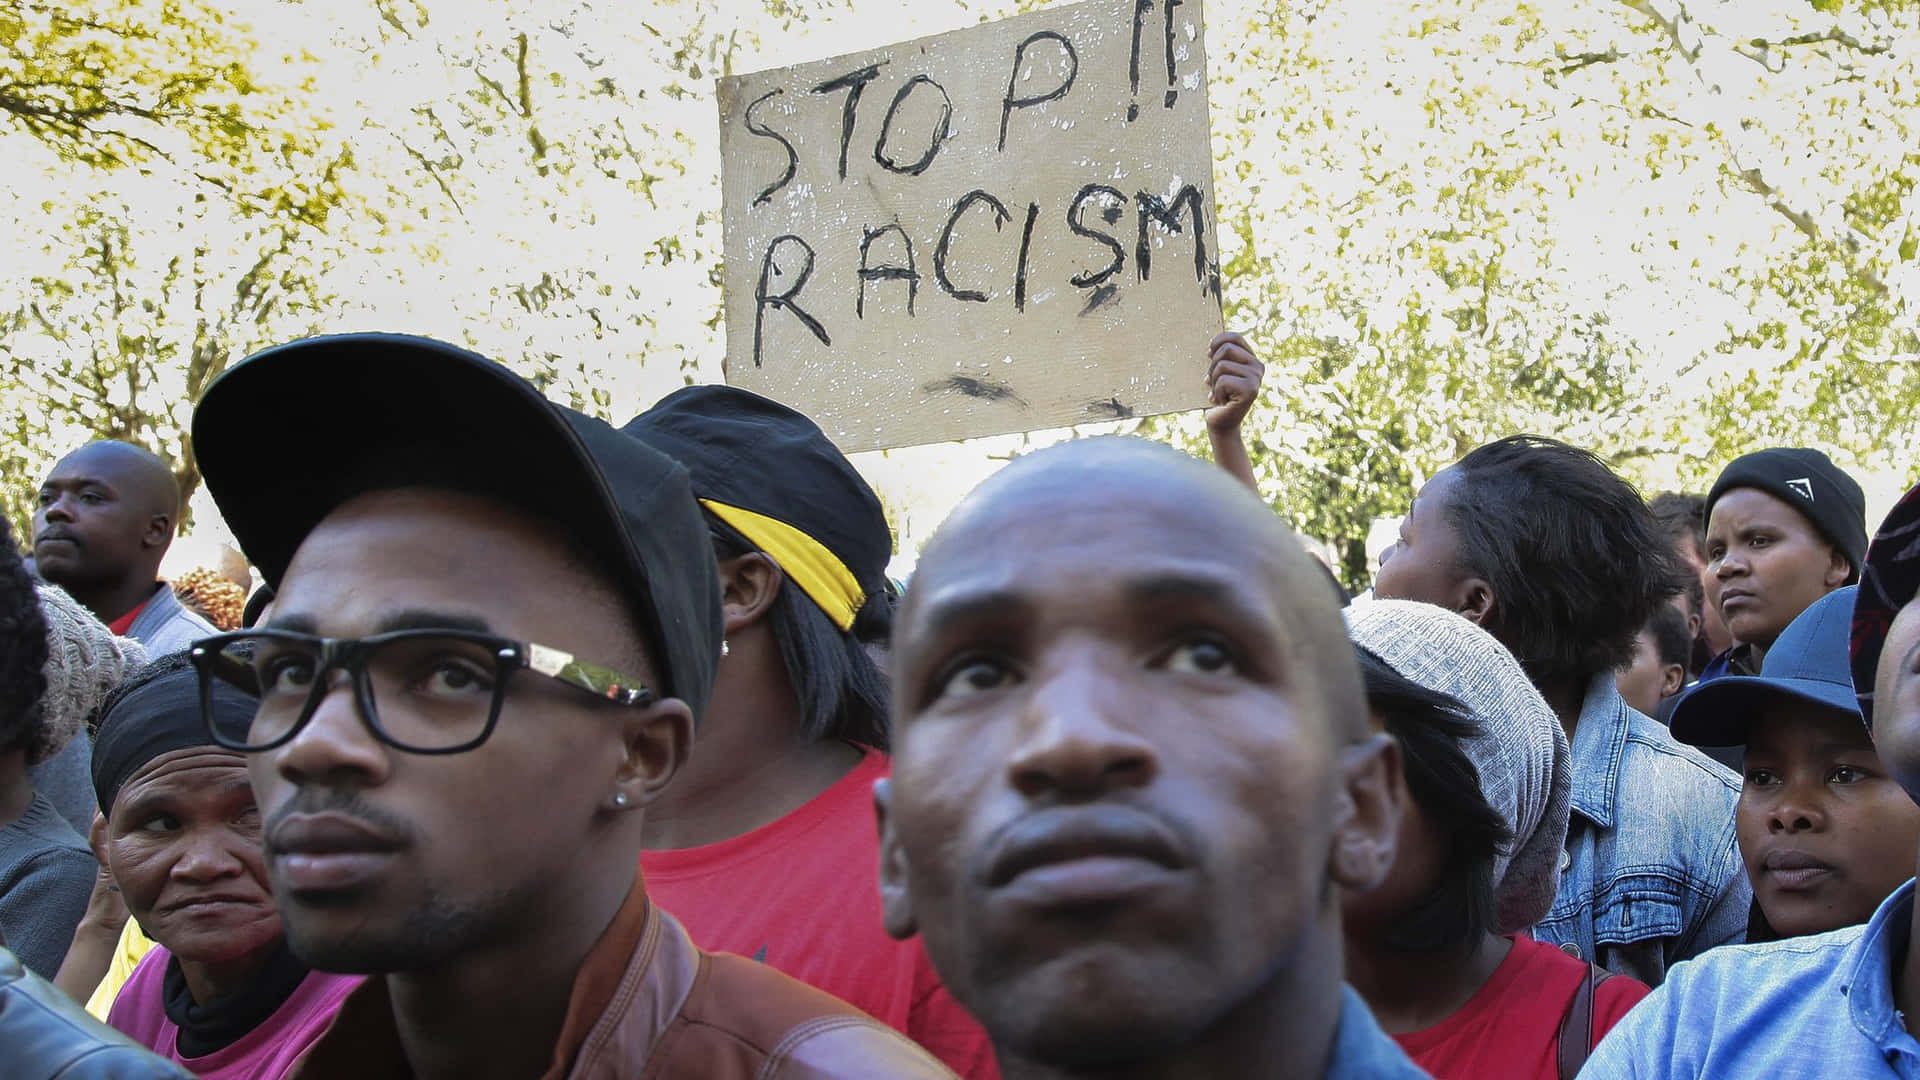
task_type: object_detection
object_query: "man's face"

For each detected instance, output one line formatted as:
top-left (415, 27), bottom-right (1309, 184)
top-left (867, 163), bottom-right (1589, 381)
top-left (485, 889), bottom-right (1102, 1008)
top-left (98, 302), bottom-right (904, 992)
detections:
top-left (104, 747), bottom-right (281, 969)
top-left (880, 467), bottom-right (1377, 1066)
top-left (1706, 488), bottom-right (1849, 651)
top-left (1372, 469), bottom-right (1472, 611)
top-left (1737, 703), bottom-right (1920, 937)
top-left (251, 488), bottom-right (656, 973)
top-left (32, 447), bottom-right (165, 589)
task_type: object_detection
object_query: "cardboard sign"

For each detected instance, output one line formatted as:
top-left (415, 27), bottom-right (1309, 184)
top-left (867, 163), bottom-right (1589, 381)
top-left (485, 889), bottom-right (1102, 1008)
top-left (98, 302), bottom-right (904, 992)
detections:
top-left (717, 0), bottom-right (1222, 452)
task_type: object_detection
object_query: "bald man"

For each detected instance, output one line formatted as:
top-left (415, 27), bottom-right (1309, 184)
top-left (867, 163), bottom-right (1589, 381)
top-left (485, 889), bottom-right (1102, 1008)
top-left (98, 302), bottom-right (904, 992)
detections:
top-left (875, 437), bottom-right (1424, 1079)
top-left (32, 442), bottom-right (214, 654)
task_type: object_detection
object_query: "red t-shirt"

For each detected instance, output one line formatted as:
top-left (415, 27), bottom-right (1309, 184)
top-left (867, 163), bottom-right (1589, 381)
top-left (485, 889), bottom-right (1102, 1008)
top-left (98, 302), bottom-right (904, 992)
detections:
top-left (1393, 935), bottom-right (1651, 1080)
top-left (107, 594), bottom-right (151, 636)
top-left (640, 749), bottom-right (998, 1080)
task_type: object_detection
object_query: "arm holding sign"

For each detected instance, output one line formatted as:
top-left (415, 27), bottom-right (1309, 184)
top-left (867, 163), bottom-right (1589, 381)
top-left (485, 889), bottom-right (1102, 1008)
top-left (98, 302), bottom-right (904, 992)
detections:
top-left (1206, 331), bottom-right (1264, 494)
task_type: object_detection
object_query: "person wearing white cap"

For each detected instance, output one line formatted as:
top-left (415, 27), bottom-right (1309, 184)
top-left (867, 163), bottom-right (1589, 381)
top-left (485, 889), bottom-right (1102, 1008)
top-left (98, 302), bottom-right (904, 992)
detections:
top-left (1344, 600), bottom-right (1648, 1079)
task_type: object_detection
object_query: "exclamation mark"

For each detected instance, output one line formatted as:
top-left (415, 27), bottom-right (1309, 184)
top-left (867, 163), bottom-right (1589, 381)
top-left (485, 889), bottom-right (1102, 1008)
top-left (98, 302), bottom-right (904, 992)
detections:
top-left (1161, 0), bottom-right (1184, 109)
top-left (1127, 0), bottom-right (1184, 121)
top-left (1127, 0), bottom-right (1151, 122)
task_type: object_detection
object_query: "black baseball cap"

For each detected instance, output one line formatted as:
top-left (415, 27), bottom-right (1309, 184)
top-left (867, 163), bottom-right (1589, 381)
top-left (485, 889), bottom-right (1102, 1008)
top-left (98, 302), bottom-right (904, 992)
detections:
top-left (191, 334), bottom-right (722, 719)
top-left (621, 385), bottom-right (890, 634)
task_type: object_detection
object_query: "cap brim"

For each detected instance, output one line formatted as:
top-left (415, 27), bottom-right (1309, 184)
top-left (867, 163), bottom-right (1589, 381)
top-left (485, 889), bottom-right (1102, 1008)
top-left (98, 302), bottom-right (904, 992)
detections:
top-left (1668, 674), bottom-right (1861, 747)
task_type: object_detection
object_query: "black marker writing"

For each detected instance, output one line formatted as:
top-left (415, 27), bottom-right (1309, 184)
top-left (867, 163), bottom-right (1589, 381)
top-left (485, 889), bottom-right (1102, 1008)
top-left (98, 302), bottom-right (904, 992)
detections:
top-left (857, 224), bottom-right (920, 318)
top-left (934, 189), bottom-right (1012, 302)
top-left (744, 90), bottom-right (797, 206)
top-left (1014, 201), bottom-right (1041, 311)
top-left (874, 75), bottom-right (954, 177)
top-left (1068, 184), bottom-right (1128, 288)
top-left (1162, 0), bottom-right (1183, 108)
top-left (1127, 0), bottom-right (1152, 122)
top-left (754, 235), bottom-right (830, 367)
top-left (1135, 185), bottom-right (1208, 286)
top-left (999, 31), bottom-right (1078, 152)
top-left (812, 64), bottom-right (885, 180)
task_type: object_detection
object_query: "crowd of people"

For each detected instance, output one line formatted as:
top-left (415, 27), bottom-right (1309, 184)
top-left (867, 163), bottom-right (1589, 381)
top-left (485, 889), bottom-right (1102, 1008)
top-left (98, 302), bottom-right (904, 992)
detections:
top-left (0, 326), bottom-right (1916, 1079)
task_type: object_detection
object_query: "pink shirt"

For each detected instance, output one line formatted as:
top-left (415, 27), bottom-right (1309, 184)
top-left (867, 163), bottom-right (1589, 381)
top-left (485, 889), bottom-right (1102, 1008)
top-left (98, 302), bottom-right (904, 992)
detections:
top-left (107, 945), bottom-right (361, 1080)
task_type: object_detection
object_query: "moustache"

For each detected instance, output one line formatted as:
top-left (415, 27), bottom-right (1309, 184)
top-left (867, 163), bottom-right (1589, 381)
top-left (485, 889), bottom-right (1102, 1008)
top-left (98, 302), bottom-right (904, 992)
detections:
top-left (265, 790), bottom-right (416, 852)
top-left (34, 527), bottom-right (82, 549)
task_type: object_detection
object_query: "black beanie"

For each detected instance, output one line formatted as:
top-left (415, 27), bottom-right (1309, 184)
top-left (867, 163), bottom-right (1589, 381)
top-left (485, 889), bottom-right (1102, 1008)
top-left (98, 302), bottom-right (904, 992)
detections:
top-left (1706, 448), bottom-right (1867, 582)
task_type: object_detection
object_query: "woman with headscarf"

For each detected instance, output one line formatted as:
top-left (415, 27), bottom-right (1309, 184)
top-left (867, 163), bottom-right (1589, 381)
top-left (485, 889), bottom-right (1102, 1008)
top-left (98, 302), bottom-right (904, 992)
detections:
top-left (92, 652), bottom-right (358, 1079)
top-left (1343, 599), bottom-right (1651, 1080)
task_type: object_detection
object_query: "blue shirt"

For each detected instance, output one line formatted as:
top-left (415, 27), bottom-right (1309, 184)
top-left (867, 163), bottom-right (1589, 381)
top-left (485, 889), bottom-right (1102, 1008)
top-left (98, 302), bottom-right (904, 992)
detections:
top-left (1327, 985), bottom-right (1429, 1078)
top-left (127, 582), bottom-right (217, 658)
top-left (1534, 676), bottom-right (1748, 985)
top-left (1580, 880), bottom-right (1920, 1078)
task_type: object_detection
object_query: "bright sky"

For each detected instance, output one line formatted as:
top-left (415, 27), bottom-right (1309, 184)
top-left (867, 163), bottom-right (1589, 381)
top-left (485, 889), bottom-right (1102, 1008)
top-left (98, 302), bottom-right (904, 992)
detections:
top-left (6, 0), bottom-right (1910, 582)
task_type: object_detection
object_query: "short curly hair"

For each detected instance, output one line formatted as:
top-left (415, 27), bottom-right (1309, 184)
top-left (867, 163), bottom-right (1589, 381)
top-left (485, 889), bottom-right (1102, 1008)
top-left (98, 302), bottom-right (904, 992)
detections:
top-left (0, 516), bottom-right (50, 757)
top-left (1649, 492), bottom-right (1707, 563)
top-left (1446, 437), bottom-right (1686, 689)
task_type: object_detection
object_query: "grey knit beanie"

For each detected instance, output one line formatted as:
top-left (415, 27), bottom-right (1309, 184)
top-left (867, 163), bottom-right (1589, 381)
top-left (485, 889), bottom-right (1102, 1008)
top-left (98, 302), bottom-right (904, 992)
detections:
top-left (1346, 598), bottom-right (1572, 935)
top-left (31, 584), bottom-right (147, 764)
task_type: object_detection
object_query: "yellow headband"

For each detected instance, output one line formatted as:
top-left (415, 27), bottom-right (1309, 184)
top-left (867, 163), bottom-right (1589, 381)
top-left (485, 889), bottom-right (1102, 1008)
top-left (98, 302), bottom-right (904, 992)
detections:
top-left (701, 499), bottom-right (865, 632)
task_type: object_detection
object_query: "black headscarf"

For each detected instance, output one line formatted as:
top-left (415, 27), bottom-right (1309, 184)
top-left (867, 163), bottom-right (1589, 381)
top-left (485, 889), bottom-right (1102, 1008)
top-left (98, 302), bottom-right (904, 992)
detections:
top-left (90, 656), bottom-right (252, 814)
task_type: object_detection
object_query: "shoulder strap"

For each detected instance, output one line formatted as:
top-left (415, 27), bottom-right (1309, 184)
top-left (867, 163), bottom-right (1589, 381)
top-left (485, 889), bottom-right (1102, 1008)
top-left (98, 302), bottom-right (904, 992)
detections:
top-left (1556, 962), bottom-right (1614, 1080)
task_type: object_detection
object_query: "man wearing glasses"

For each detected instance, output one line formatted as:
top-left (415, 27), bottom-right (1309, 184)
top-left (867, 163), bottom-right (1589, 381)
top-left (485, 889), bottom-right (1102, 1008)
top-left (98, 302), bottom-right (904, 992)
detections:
top-left (187, 335), bottom-right (954, 1080)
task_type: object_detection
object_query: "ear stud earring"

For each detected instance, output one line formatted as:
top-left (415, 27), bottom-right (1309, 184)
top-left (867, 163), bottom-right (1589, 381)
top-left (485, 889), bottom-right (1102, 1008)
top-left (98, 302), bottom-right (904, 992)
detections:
top-left (721, 639), bottom-right (731, 657)
top-left (611, 792), bottom-right (631, 809)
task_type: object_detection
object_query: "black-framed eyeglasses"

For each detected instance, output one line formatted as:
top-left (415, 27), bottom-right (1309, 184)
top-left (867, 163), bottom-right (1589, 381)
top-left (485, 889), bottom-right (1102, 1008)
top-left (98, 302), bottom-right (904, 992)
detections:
top-left (190, 629), bottom-right (655, 755)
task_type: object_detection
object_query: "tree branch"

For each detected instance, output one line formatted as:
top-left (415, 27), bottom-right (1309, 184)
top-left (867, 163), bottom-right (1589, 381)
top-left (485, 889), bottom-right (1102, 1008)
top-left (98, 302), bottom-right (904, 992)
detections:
top-left (1556, 47), bottom-right (1625, 73)
top-left (1623, 0), bottom-right (1887, 296)
top-left (514, 32), bottom-right (551, 172)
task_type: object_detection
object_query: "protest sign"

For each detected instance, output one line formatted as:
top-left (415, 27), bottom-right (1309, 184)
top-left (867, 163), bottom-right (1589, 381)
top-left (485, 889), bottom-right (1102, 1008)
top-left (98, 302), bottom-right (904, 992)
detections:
top-left (717, 0), bottom-right (1223, 452)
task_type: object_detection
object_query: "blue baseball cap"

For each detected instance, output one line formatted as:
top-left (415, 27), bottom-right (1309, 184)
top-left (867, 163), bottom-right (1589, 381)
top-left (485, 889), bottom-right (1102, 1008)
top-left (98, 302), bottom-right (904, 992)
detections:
top-left (1670, 585), bottom-right (1860, 747)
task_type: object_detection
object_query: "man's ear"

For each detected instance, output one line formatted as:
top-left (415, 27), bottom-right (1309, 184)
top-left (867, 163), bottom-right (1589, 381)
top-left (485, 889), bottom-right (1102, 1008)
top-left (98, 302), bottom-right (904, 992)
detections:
top-left (874, 778), bottom-right (919, 940)
top-left (611, 698), bottom-right (694, 812)
top-left (1456, 577), bottom-right (1496, 627)
top-left (719, 552), bottom-right (783, 635)
top-left (1329, 733), bottom-right (1403, 893)
top-left (142, 513), bottom-right (172, 551)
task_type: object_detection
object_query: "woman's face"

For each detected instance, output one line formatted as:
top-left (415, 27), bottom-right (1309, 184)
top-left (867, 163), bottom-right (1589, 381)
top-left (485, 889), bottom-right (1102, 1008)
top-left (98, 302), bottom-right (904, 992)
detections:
top-left (1737, 703), bottom-right (1920, 937)
top-left (105, 747), bottom-right (281, 968)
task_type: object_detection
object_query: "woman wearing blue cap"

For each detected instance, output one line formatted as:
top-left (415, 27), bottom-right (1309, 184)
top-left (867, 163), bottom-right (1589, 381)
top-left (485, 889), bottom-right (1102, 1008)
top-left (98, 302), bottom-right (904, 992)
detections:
top-left (1669, 586), bottom-right (1920, 941)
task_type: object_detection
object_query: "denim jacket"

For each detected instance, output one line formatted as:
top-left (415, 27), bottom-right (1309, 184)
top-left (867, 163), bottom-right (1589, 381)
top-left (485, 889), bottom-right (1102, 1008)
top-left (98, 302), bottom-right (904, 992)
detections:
top-left (1326, 986), bottom-right (1429, 1078)
top-left (1579, 881), bottom-right (1920, 1078)
top-left (1534, 676), bottom-right (1748, 987)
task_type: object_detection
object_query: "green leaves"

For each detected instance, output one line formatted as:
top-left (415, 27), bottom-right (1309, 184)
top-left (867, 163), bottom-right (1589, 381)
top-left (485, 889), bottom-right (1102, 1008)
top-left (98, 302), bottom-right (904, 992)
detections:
top-left (1154, 0), bottom-right (1920, 591)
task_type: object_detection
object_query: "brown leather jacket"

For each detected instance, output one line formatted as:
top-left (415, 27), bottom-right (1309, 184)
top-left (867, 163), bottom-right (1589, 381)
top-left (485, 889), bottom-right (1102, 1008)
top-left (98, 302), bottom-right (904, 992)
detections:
top-left (291, 877), bottom-right (960, 1080)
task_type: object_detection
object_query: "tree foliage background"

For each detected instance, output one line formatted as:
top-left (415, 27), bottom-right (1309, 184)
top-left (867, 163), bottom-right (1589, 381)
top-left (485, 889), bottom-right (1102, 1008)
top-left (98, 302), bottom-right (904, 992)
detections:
top-left (2, 0), bottom-right (1916, 587)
